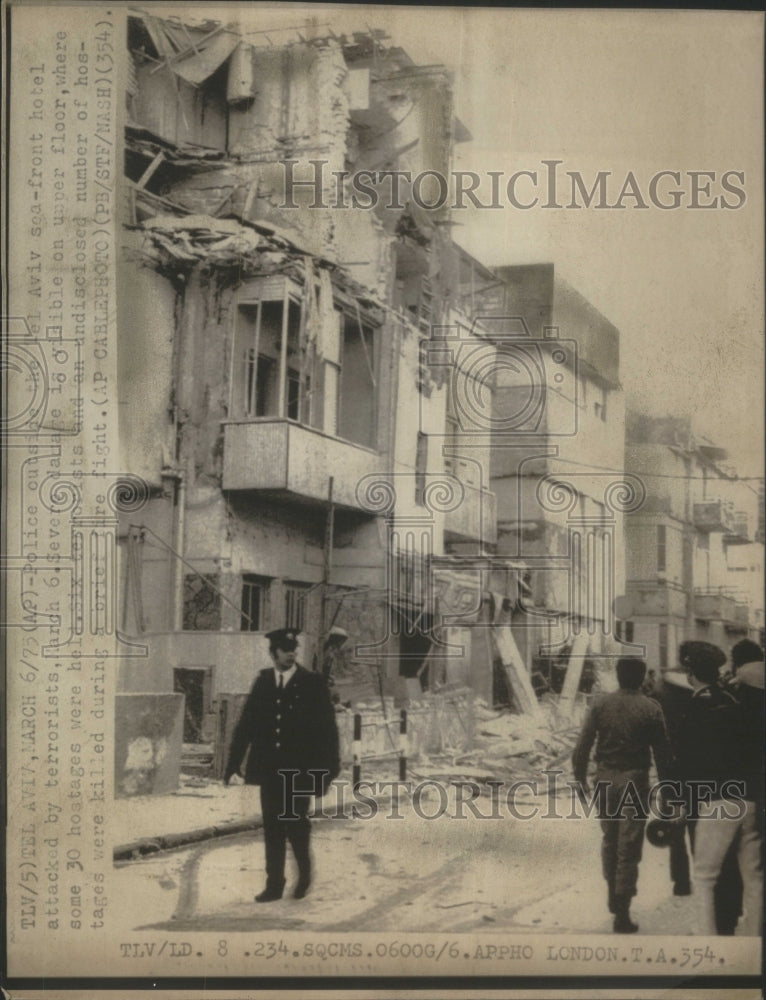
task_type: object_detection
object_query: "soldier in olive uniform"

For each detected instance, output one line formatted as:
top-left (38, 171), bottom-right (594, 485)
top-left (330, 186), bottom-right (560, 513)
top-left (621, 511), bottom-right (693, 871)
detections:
top-left (225, 628), bottom-right (340, 902)
top-left (572, 657), bottom-right (673, 933)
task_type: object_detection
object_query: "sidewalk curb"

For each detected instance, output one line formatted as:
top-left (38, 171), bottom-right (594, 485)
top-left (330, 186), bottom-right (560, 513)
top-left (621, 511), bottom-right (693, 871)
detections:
top-left (112, 786), bottom-right (403, 862)
top-left (113, 815), bottom-right (263, 862)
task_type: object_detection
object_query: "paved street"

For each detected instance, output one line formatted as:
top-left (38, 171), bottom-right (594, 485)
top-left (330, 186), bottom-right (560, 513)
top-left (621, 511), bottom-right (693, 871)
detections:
top-left (114, 785), bottom-right (698, 936)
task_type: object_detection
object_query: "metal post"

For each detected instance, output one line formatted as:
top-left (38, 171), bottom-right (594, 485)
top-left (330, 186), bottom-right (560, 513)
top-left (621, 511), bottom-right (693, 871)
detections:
top-left (352, 713), bottom-right (362, 787)
top-left (320, 477), bottom-right (335, 678)
top-left (399, 709), bottom-right (407, 781)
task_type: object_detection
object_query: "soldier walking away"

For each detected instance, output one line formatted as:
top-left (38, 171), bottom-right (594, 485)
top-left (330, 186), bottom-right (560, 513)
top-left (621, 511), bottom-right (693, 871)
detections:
top-left (572, 657), bottom-right (673, 933)
top-left (225, 628), bottom-right (340, 902)
top-left (674, 640), bottom-right (763, 936)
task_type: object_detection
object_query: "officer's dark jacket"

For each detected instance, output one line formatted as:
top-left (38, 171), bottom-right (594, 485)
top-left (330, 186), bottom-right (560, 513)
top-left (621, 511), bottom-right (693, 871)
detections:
top-left (673, 683), bottom-right (747, 796)
top-left (225, 666), bottom-right (340, 796)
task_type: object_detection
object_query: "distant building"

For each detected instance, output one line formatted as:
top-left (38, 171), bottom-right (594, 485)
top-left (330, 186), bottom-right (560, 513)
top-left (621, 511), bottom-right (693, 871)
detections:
top-left (623, 414), bottom-right (763, 669)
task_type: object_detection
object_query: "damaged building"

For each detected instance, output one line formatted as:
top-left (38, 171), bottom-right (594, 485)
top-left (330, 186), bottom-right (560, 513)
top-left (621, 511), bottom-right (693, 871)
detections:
top-left (116, 12), bottom-right (511, 788)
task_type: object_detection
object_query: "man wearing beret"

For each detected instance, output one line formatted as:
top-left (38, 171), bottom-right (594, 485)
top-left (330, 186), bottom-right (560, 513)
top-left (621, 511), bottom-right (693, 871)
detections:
top-left (674, 640), bottom-right (762, 936)
top-left (225, 628), bottom-right (340, 902)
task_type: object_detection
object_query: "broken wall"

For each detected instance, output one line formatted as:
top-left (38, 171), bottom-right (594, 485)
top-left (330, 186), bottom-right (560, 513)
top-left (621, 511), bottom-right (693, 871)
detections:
top-left (117, 237), bottom-right (177, 484)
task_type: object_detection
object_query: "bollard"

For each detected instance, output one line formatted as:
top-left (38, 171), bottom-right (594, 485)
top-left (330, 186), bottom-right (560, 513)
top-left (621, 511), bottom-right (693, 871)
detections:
top-left (399, 709), bottom-right (407, 781)
top-left (352, 713), bottom-right (362, 787)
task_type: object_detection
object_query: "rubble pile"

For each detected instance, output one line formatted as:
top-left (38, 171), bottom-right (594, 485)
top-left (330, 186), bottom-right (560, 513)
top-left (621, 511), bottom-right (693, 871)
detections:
top-left (413, 697), bottom-right (586, 784)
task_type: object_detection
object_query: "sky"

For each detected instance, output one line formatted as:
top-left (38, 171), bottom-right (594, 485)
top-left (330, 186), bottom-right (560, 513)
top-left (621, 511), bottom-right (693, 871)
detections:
top-left (148, 5), bottom-right (764, 478)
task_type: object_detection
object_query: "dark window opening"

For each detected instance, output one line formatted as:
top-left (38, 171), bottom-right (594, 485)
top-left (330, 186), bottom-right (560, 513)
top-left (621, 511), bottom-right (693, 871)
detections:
top-left (338, 312), bottom-right (377, 448)
top-left (616, 620), bottom-right (635, 643)
top-left (241, 574), bottom-right (270, 632)
top-left (415, 432), bottom-right (428, 506)
top-left (285, 582), bottom-right (311, 632)
top-left (235, 294), bottom-right (313, 423)
top-left (182, 573), bottom-right (221, 631)
top-left (658, 623), bottom-right (668, 669)
top-left (173, 667), bottom-right (212, 743)
top-left (657, 525), bottom-right (667, 573)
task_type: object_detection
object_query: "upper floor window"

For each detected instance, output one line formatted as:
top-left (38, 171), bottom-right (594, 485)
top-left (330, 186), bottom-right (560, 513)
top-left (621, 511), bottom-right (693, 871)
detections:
top-left (183, 573), bottom-right (222, 631)
top-left (616, 620), bottom-right (635, 643)
top-left (657, 524), bottom-right (667, 573)
top-left (337, 311), bottom-right (378, 449)
top-left (240, 574), bottom-right (271, 632)
top-left (594, 387), bottom-right (607, 422)
top-left (285, 581), bottom-right (312, 632)
top-left (658, 623), bottom-right (668, 670)
top-left (234, 283), bottom-right (315, 424)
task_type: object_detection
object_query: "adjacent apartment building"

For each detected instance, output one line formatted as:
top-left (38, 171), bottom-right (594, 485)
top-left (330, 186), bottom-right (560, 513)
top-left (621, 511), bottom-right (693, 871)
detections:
top-left (623, 414), bottom-right (764, 670)
top-left (456, 257), bottom-right (630, 697)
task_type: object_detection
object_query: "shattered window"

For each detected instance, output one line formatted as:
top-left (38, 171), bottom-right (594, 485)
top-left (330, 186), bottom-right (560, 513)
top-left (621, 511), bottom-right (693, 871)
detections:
top-left (234, 285), bottom-right (315, 424)
top-left (338, 312), bottom-right (377, 448)
top-left (182, 573), bottom-right (222, 631)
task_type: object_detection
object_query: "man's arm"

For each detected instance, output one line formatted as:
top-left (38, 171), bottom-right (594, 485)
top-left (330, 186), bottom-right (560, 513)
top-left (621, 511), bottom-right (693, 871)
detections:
top-left (224, 679), bottom-right (258, 783)
top-left (648, 703), bottom-right (674, 782)
top-left (315, 674), bottom-right (340, 779)
top-left (571, 704), bottom-right (598, 788)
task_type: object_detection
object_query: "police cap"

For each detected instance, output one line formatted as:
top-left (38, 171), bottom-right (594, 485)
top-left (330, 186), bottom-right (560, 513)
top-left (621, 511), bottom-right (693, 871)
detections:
top-left (265, 627), bottom-right (300, 651)
top-left (678, 640), bottom-right (727, 672)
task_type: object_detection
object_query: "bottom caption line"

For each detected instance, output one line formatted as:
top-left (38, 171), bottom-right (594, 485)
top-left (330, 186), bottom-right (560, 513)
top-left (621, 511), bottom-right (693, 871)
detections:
top-left (118, 938), bottom-right (729, 968)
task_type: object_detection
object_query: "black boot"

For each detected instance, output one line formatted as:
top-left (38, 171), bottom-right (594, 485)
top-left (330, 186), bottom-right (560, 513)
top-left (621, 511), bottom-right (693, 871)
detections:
top-left (255, 881), bottom-right (284, 903)
top-left (607, 878), bottom-right (617, 914)
top-left (293, 875), bottom-right (311, 900)
top-left (613, 894), bottom-right (639, 934)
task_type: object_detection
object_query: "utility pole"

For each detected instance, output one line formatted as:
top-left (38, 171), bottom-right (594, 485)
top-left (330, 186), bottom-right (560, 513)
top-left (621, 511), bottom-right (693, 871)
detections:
top-left (319, 476), bottom-right (335, 677)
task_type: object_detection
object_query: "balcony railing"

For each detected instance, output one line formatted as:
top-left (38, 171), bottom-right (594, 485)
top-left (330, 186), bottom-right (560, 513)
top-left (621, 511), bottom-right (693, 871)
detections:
top-left (625, 582), bottom-right (687, 618)
top-left (723, 512), bottom-right (752, 546)
top-left (222, 419), bottom-right (383, 511)
top-left (693, 588), bottom-right (737, 622)
top-left (444, 483), bottom-right (497, 544)
top-left (693, 499), bottom-right (736, 534)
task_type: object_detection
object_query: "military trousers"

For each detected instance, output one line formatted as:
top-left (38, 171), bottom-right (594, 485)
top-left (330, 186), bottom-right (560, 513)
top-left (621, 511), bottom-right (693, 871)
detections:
top-left (597, 767), bottom-right (649, 899)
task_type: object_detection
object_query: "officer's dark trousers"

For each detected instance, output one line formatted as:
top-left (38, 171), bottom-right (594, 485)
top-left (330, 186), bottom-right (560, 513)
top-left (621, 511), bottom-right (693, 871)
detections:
top-left (597, 767), bottom-right (649, 899)
top-left (260, 775), bottom-right (311, 890)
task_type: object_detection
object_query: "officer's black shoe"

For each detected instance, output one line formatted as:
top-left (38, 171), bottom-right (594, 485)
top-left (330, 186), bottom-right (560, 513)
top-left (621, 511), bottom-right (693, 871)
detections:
top-left (255, 885), bottom-right (284, 903)
top-left (613, 912), bottom-right (639, 933)
top-left (293, 878), bottom-right (311, 900)
top-left (673, 881), bottom-right (692, 897)
top-left (607, 879), bottom-right (617, 914)
top-left (612, 896), bottom-right (639, 934)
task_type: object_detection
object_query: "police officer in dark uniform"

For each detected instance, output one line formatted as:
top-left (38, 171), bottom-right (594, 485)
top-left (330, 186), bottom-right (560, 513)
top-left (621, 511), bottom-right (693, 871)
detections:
top-left (225, 628), bottom-right (340, 902)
